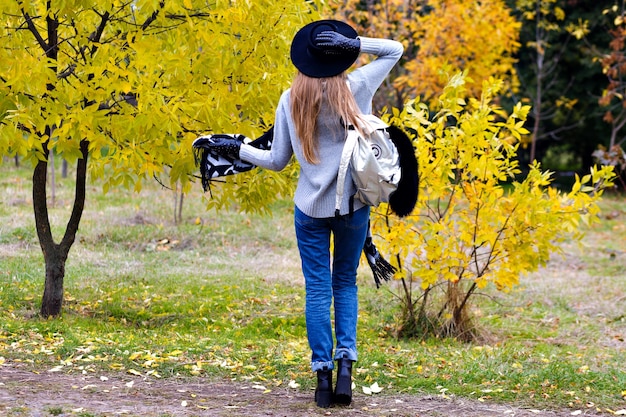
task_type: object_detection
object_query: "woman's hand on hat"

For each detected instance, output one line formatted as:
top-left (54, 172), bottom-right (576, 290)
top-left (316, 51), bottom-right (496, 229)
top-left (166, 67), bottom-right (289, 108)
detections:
top-left (314, 31), bottom-right (360, 56)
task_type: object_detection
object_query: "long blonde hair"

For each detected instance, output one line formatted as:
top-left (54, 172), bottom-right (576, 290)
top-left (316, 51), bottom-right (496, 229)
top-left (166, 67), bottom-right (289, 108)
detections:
top-left (290, 72), bottom-right (364, 164)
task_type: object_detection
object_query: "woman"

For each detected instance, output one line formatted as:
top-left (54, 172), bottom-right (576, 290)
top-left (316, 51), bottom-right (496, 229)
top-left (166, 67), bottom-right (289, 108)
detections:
top-left (206, 20), bottom-right (403, 407)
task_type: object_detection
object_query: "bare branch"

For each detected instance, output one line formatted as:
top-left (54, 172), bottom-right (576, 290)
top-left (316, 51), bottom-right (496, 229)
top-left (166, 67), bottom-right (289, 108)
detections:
top-left (18, 3), bottom-right (48, 53)
top-left (141, 1), bottom-right (165, 31)
top-left (57, 64), bottom-right (76, 80)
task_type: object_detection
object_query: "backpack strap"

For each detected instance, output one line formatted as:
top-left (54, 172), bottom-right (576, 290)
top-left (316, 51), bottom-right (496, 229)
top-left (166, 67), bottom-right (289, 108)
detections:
top-left (335, 127), bottom-right (358, 217)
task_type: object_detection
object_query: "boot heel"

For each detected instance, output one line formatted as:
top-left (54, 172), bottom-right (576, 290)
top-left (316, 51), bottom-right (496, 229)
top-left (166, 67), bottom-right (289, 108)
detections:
top-left (315, 370), bottom-right (333, 408)
top-left (334, 359), bottom-right (353, 405)
top-left (315, 388), bottom-right (332, 408)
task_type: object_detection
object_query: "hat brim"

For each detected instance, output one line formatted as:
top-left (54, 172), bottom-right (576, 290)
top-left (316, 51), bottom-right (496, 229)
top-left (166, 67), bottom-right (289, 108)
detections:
top-left (290, 20), bottom-right (359, 78)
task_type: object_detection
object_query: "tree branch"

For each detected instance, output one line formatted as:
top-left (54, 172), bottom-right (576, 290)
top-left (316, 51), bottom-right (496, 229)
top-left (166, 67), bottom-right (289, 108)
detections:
top-left (32, 131), bottom-right (53, 251)
top-left (45, 0), bottom-right (58, 60)
top-left (60, 140), bottom-right (89, 253)
top-left (142, 1), bottom-right (165, 30)
top-left (18, 3), bottom-right (48, 53)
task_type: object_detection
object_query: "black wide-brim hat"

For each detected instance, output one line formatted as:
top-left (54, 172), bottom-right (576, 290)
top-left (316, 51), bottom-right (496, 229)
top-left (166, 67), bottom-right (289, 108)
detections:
top-left (290, 19), bottom-right (359, 78)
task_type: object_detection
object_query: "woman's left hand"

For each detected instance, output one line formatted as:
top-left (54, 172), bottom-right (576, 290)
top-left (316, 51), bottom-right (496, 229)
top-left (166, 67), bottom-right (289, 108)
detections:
top-left (196, 135), bottom-right (243, 159)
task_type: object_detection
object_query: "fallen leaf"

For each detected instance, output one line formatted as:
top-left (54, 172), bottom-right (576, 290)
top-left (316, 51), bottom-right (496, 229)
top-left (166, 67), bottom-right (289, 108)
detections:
top-left (288, 380), bottom-right (300, 389)
top-left (125, 381), bottom-right (134, 388)
top-left (369, 382), bottom-right (383, 393)
top-left (362, 382), bottom-right (383, 395)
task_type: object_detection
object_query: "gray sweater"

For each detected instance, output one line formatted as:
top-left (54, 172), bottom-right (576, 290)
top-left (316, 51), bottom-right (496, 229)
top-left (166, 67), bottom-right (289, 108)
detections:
top-left (239, 37), bottom-right (404, 218)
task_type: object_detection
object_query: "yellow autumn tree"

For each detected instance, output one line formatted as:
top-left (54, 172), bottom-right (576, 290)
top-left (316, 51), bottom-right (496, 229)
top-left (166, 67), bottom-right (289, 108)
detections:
top-left (0, 0), bottom-right (317, 317)
top-left (372, 74), bottom-right (615, 340)
top-left (327, 0), bottom-right (521, 106)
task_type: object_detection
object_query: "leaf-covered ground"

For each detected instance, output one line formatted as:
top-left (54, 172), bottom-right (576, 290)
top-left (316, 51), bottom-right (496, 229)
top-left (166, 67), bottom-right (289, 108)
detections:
top-left (0, 365), bottom-right (606, 417)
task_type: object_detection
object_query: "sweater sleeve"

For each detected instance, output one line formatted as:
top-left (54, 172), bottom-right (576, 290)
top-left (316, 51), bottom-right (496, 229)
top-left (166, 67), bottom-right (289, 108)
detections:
top-left (350, 37), bottom-right (404, 101)
top-left (359, 37), bottom-right (404, 60)
top-left (239, 91), bottom-right (293, 171)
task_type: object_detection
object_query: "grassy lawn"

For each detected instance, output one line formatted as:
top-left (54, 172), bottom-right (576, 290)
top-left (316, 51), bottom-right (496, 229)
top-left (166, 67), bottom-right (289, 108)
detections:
top-left (1, 162), bottom-right (625, 414)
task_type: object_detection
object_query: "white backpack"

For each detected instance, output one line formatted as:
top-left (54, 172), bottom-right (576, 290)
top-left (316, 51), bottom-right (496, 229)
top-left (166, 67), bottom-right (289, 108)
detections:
top-left (335, 114), bottom-right (401, 216)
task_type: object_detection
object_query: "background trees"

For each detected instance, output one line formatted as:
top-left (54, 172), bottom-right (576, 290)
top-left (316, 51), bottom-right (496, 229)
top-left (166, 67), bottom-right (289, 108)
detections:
top-left (330, 0), bottom-right (624, 180)
top-left (0, 0), bottom-right (622, 328)
top-left (597, 2), bottom-right (626, 188)
top-left (505, 0), bottom-right (615, 174)
top-left (329, 0), bottom-right (521, 110)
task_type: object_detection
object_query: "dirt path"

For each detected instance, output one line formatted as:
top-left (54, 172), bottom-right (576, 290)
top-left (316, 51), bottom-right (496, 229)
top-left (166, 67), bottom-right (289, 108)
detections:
top-left (0, 365), bottom-right (604, 417)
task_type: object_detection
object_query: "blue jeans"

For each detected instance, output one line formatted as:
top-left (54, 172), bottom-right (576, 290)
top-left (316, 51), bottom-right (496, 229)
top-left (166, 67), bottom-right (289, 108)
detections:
top-left (294, 205), bottom-right (370, 372)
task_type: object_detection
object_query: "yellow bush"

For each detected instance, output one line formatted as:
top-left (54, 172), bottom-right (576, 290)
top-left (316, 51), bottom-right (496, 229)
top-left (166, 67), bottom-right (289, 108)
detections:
top-left (373, 74), bottom-right (615, 340)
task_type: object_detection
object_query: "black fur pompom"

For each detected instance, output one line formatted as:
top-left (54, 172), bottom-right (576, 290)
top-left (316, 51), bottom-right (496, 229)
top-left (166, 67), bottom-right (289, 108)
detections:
top-left (387, 124), bottom-right (419, 217)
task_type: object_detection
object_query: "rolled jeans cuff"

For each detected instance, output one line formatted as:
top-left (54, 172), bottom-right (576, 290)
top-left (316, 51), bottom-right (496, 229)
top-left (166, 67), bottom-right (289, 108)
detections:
top-left (334, 348), bottom-right (357, 362)
top-left (311, 360), bottom-right (335, 372)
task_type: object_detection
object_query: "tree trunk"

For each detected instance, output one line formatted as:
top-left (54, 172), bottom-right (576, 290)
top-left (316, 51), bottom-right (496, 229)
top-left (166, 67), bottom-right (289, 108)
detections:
top-left (40, 246), bottom-right (68, 318)
top-left (35, 139), bottom-right (89, 318)
top-left (50, 149), bottom-right (56, 206)
top-left (530, 0), bottom-right (544, 163)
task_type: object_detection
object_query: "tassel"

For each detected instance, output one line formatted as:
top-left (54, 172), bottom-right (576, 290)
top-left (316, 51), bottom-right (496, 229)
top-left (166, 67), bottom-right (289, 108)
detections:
top-left (192, 138), bottom-right (212, 192)
top-left (362, 225), bottom-right (396, 288)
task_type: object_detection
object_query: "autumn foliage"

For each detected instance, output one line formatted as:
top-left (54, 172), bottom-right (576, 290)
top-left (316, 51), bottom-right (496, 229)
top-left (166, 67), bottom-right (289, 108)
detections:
top-left (328, 0), bottom-right (521, 106)
top-left (597, 4), bottom-right (626, 189)
top-left (0, 0), bottom-right (317, 316)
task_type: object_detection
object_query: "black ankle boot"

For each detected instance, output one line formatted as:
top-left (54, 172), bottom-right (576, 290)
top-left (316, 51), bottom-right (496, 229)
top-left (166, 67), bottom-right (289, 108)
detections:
top-left (334, 358), bottom-right (353, 405)
top-left (315, 369), bottom-right (333, 408)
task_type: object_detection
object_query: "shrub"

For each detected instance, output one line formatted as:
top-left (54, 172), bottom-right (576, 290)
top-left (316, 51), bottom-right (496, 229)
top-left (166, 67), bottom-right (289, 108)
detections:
top-left (373, 74), bottom-right (616, 341)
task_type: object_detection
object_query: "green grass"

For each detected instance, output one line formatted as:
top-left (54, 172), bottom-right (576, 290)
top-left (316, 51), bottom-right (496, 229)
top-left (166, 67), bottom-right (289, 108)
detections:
top-left (1, 162), bottom-right (625, 413)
